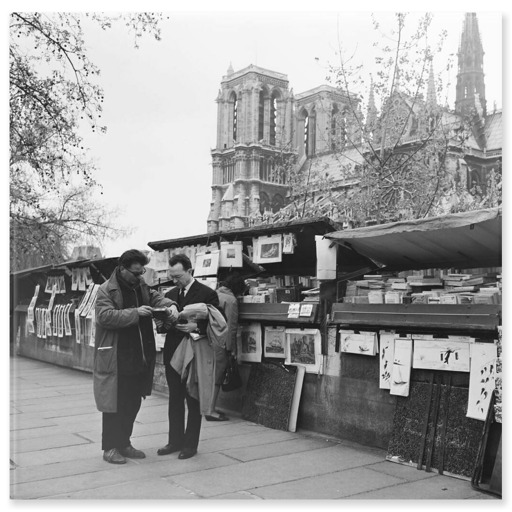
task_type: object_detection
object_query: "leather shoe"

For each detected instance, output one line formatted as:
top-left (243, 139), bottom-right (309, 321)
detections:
top-left (178, 449), bottom-right (197, 460)
top-left (103, 448), bottom-right (127, 464)
top-left (205, 414), bottom-right (229, 421)
top-left (119, 445), bottom-right (146, 459)
top-left (157, 444), bottom-right (182, 456)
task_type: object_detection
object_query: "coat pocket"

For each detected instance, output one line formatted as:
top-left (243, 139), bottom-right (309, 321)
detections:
top-left (95, 346), bottom-right (115, 374)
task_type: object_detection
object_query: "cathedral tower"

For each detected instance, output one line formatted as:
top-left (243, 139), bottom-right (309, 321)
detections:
top-left (207, 65), bottom-right (295, 232)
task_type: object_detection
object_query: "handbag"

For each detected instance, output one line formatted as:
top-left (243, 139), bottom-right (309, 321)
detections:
top-left (221, 355), bottom-right (242, 392)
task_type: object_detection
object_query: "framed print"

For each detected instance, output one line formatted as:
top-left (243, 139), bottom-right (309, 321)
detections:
top-left (64, 304), bottom-right (72, 336)
top-left (71, 268), bottom-right (78, 291)
top-left (78, 267), bottom-right (86, 291)
top-left (285, 328), bottom-right (322, 374)
top-left (264, 326), bottom-right (286, 359)
top-left (390, 338), bottom-right (413, 397)
top-left (340, 330), bottom-right (378, 356)
top-left (194, 250), bottom-right (220, 277)
top-left (413, 339), bottom-right (470, 372)
top-left (282, 233), bottom-right (296, 254)
top-left (379, 332), bottom-right (411, 389)
top-left (315, 235), bottom-right (337, 280)
top-left (467, 342), bottom-right (497, 420)
top-left (253, 235), bottom-right (282, 264)
top-left (239, 323), bottom-right (262, 363)
top-left (219, 241), bottom-right (243, 268)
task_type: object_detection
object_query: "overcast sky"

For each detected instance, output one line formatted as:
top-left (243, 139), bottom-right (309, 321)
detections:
top-left (5, 2), bottom-right (506, 260)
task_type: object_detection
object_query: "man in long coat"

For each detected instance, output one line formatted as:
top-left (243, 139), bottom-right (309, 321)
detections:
top-left (93, 249), bottom-right (178, 464)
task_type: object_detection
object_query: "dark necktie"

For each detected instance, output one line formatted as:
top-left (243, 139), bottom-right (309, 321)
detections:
top-left (178, 288), bottom-right (185, 307)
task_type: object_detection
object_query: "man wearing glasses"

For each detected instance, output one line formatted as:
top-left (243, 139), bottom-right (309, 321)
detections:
top-left (94, 249), bottom-right (179, 464)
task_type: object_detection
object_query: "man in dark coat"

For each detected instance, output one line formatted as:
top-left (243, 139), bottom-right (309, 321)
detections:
top-left (157, 253), bottom-right (219, 460)
top-left (94, 249), bottom-right (178, 464)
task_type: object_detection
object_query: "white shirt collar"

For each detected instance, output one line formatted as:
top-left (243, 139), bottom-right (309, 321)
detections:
top-left (182, 279), bottom-right (195, 296)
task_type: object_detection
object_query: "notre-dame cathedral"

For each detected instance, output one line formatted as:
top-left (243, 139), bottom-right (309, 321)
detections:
top-left (206, 13), bottom-right (502, 233)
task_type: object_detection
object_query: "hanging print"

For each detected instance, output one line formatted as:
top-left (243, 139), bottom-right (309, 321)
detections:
top-left (413, 339), bottom-right (470, 372)
top-left (285, 328), bottom-right (322, 374)
top-left (239, 323), bottom-right (262, 363)
top-left (263, 326), bottom-right (286, 359)
top-left (390, 339), bottom-right (413, 397)
top-left (467, 342), bottom-right (497, 420)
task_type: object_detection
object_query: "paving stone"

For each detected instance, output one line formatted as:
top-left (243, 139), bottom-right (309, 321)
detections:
top-left (220, 436), bottom-right (334, 462)
top-left (199, 429), bottom-right (301, 454)
top-left (12, 440), bottom-right (100, 468)
top-left (167, 444), bottom-right (385, 497)
top-left (10, 432), bottom-right (91, 454)
top-left (347, 474), bottom-right (493, 499)
top-left (250, 466), bottom-right (407, 499)
top-left (365, 460), bottom-right (444, 482)
top-left (45, 477), bottom-right (201, 499)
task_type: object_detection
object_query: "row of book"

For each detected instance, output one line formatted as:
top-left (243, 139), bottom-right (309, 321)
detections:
top-left (243, 275), bottom-right (319, 304)
top-left (343, 269), bottom-right (502, 305)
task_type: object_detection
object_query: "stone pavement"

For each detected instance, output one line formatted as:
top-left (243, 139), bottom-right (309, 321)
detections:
top-left (9, 355), bottom-right (498, 500)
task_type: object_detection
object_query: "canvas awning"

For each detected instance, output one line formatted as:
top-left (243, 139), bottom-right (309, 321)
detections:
top-left (324, 207), bottom-right (502, 271)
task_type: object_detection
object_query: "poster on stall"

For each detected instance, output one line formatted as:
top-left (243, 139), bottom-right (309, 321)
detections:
top-left (78, 267), bottom-right (86, 291)
top-left (64, 304), bottom-right (72, 336)
top-left (253, 235), bottom-right (282, 264)
top-left (84, 267), bottom-right (93, 286)
top-left (45, 309), bottom-right (53, 337)
top-left (282, 233), bottom-right (296, 254)
top-left (315, 235), bottom-right (337, 280)
top-left (467, 342), bottom-right (497, 420)
top-left (53, 306), bottom-right (59, 336)
top-left (285, 328), bottom-right (322, 374)
top-left (263, 326), bottom-right (286, 359)
top-left (239, 323), bottom-right (262, 363)
top-left (390, 339), bottom-right (413, 397)
top-left (340, 330), bottom-right (378, 356)
top-left (379, 331), bottom-right (395, 389)
top-left (219, 241), bottom-right (243, 268)
top-left (194, 250), bottom-right (220, 277)
top-left (58, 304), bottom-right (65, 338)
top-left (26, 284), bottom-right (40, 334)
top-left (71, 268), bottom-right (78, 291)
top-left (413, 339), bottom-right (470, 372)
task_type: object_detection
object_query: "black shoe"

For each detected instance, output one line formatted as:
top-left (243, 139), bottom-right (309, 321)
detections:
top-left (178, 448), bottom-right (197, 460)
top-left (119, 445), bottom-right (146, 459)
top-left (205, 414), bottom-right (229, 421)
top-left (157, 444), bottom-right (182, 456)
top-left (103, 448), bottom-right (127, 464)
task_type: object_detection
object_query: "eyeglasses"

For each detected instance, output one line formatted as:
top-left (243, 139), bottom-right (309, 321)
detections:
top-left (125, 266), bottom-right (146, 277)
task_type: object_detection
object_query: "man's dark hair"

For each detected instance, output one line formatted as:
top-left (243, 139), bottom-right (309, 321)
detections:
top-left (119, 249), bottom-right (149, 268)
top-left (168, 253), bottom-right (192, 271)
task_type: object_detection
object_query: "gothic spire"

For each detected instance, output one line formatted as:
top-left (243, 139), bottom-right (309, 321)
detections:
top-left (426, 60), bottom-right (437, 112)
top-left (455, 13), bottom-right (486, 117)
top-left (365, 77), bottom-right (378, 134)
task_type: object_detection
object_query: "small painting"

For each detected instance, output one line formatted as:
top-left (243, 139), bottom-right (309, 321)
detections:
top-left (194, 250), bottom-right (220, 277)
top-left (264, 326), bottom-right (286, 359)
top-left (253, 235), bottom-right (282, 264)
top-left (285, 328), bottom-right (322, 374)
top-left (239, 323), bottom-right (262, 363)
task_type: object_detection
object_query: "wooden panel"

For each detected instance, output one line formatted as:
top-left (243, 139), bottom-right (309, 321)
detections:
top-left (330, 303), bottom-right (501, 331)
top-left (239, 303), bottom-right (320, 325)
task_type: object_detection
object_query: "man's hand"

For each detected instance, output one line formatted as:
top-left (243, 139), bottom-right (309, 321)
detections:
top-left (175, 321), bottom-right (198, 334)
top-left (166, 305), bottom-right (179, 322)
top-left (137, 305), bottom-right (153, 317)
